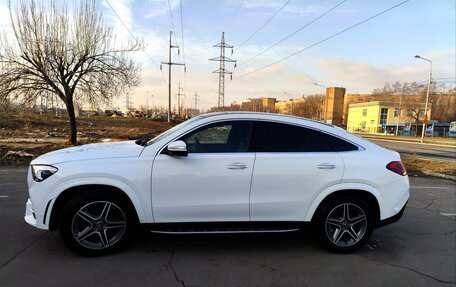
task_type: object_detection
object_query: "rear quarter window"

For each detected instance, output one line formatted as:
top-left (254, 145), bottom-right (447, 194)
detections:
top-left (320, 132), bottom-right (359, 152)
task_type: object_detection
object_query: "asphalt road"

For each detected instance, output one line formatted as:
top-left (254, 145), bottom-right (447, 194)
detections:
top-left (0, 167), bottom-right (455, 287)
top-left (369, 139), bottom-right (456, 161)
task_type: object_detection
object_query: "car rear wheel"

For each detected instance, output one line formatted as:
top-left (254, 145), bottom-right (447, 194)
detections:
top-left (60, 193), bottom-right (132, 256)
top-left (316, 197), bottom-right (373, 253)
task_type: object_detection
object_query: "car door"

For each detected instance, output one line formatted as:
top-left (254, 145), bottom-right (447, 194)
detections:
top-left (249, 121), bottom-right (346, 221)
top-left (151, 120), bottom-right (256, 223)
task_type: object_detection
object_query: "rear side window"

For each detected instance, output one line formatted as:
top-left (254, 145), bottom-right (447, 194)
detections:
top-left (258, 122), bottom-right (358, 152)
top-left (261, 122), bottom-right (307, 152)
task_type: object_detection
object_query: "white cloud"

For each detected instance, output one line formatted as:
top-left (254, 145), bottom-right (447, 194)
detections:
top-left (316, 48), bottom-right (456, 93)
top-left (0, 3), bottom-right (10, 29)
top-left (227, 0), bottom-right (354, 18)
top-left (144, 0), bottom-right (179, 19)
top-left (102, 0), bottom-right (135, 44)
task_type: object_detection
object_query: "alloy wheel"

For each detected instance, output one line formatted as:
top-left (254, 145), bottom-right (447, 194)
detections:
top-left (71, 201), bottom-right (127, 250)
top-left (325, 203), bottom-right (368, 247)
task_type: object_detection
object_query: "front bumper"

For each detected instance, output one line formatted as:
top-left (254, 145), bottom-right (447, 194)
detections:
top-left (24, 199), bottom-right (37, 226)
top-left (24, 198), bottom-right (49, 230)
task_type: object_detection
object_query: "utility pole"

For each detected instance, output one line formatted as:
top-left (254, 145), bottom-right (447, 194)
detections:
top-left (395, 92), bottom-right (402, 137)
top-left (414, 55), bottom-right (432, 143)
top-left (210, 32), bottom-right (236, 109)
top-left (194, 92), bottom-right (199, 110)
top-left (176, 83), bottom-right (184, 118)
top-left (161, 31), bottom-right (185, 122)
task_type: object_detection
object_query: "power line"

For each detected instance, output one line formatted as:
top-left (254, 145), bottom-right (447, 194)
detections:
top-left (224, 0), bottom-right (244, 32)
top-left (179, 0), bottom-right (186, 65)
top-left (237, 0), bottom-right (291, 50)
top-left (237, 0), bottom-right (346, 67)
top-left (234, 0), bottom-right (410, 80)
top-left (104, 0), bottom-right (164, 74)
top-left (167, 0), bottom-right (178, 44)
top-left (179, 0), bottom-right (187, 92)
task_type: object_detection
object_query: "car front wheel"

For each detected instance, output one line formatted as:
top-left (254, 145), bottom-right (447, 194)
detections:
top-left (316, 197), bottom-right (373, 253)
top-left (60, 194), bottom-right (131, 256)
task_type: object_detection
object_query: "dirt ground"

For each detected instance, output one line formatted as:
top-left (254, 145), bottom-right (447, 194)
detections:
top-left (401, 155), bottom-right (456, 177)
top-left (0, 113), bottom-right (174, 166)
top-left (0, 113), bottom-right (455, 178)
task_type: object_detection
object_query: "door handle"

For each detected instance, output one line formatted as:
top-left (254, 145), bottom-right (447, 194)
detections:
top-left (227, 162), bottom-right (247, 170)
top-left (318, 163), bottom-right (336, 169)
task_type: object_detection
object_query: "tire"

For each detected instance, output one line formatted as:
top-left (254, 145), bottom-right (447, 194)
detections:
top-left (60, 191), bottom-right (133, 256)
top-left (315, 196), bottom-right (373, 253)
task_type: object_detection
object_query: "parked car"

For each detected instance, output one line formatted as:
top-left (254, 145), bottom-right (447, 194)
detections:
top-left (25, 112), bottom-right (409, 256)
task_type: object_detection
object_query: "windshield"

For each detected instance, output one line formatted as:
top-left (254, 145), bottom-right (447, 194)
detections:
top-left (147, 116), bottom-right (204, 145)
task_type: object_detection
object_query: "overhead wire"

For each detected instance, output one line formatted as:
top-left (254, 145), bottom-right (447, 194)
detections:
top-left (233, 0), bottom-right (411, 80)
top-left (237, 0), bottom-right (347, 67)
top-left (223, 0), bottom-right (244, 32)
top-left (167, 0), bottom-right (178, 44)
top-left (104, 0), bottom-right (166, 81)
top-left (237, 0), bottom-right (291, 50)
top-left (179, 0), bottom-right (187, 91)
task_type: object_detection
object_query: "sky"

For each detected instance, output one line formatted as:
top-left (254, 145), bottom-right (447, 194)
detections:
top-left (0, 0), bottom-right (455, 111)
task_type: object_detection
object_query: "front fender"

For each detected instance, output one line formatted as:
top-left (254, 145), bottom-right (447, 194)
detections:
top-left (53, 176), bottom-right (150, 223)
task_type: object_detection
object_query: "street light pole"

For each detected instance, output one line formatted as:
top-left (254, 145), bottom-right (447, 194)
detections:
top-left (415, 55), bottom-right (432, 143)
top-left (313, 83), bottom-right (326, 122)
top-left (283, 92), bottom-right (295, 115)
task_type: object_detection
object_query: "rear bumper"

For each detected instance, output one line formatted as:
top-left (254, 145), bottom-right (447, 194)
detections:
top-left (376, 201), bottom-right (407, 228)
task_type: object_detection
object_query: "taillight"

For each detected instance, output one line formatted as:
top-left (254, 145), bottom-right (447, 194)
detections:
top-left (386, 161), bottom-right (407, 176)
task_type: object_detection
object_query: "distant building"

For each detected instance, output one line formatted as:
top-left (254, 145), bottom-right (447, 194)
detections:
top-left (185, 108), bottom-right (200, 117)
top-left (275, 97), bottom-right (306, 114)
top-left (323, 87), bottom-right (345, 126)
top-left (75, 106), bottom-right (103, 117)
top-left (231, 97), bottom-right (277, 112)
top-left (347, 101), bottom-right (430, 134)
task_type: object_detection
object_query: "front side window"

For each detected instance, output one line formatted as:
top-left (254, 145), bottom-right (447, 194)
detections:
top-left (180, 121), bottom-right (253, 153)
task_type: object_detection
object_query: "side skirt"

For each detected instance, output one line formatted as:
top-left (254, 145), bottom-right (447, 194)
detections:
top-left (141, 222), bottom-right (310, 234)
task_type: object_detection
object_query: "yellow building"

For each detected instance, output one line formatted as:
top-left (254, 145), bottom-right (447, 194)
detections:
top-left (347, 101), bottom-right (430, 134)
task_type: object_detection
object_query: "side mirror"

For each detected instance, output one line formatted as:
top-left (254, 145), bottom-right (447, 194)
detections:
top-left (166, 140), bottom-right (188, 157)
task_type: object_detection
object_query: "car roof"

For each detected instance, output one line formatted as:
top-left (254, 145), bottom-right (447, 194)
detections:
top-left (199, 112), bottom-right (335, 128)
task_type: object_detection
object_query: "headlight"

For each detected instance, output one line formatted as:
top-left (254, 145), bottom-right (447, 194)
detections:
top-left (31, 165), bottom-right (58, 182)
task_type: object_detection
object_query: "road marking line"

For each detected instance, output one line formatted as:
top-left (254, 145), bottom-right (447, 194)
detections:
top-left (0, 195), bottom-right (9, 198)
top-left (410, 187), bottom-right (453, 189)
top-left (440, 213), bottom-right (456, 217)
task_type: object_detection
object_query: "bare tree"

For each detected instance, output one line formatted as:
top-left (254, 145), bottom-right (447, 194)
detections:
top-left (0, 0), bottom-right (143, 144)
top-left (292, 95), bottom-right (325, 120)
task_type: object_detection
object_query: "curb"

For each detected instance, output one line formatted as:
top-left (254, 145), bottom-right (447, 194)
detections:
top-left (422, 171), bottom-right (456, 181)
top-left (359, 136), bottom-right (456, 147)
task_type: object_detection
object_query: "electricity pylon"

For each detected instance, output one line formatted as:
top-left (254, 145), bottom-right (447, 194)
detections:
top-left (210, 32), bottom-right (236, 109)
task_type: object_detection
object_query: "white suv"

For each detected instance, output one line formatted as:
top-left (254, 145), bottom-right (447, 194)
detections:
top-left (25, 112), bottom-right (409, 255)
